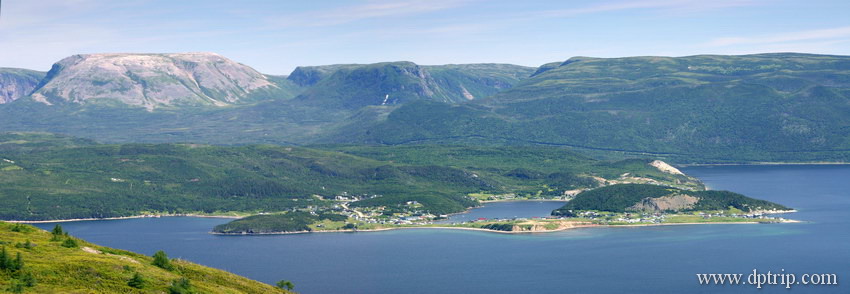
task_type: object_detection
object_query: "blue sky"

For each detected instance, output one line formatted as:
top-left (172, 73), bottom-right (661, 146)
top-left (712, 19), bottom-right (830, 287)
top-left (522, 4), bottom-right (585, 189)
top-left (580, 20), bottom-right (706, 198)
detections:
top-left (1, 0), bottom-right (849, 74)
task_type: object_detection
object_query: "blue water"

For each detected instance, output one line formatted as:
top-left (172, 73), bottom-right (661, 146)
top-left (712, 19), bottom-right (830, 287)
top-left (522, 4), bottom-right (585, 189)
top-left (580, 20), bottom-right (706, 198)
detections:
top-left (438, 200), bottom-right (566, 223)
top-left (35, 165), bottom-right (849, 293)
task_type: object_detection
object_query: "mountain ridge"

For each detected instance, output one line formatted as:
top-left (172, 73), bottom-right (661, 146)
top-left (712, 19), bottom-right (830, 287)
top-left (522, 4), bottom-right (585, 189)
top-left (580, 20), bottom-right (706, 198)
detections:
top-left (0, 68), bottom-right (45, 104)
top-left (27, 52), bottom-right (288, 110)
top-left (2, 52), bottom-right (850, 162)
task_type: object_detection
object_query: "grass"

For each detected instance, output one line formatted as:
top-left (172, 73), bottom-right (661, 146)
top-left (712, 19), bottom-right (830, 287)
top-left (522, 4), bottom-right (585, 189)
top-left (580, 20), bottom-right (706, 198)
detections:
top-left (663, 215), bottom-right (771, 223)
top-left (0, 222), bottom-right (289, 293)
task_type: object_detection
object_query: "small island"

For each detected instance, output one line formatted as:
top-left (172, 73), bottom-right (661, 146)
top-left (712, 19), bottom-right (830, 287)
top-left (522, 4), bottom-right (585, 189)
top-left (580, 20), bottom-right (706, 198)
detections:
top-left (212, 183), bottom-right (797, 235)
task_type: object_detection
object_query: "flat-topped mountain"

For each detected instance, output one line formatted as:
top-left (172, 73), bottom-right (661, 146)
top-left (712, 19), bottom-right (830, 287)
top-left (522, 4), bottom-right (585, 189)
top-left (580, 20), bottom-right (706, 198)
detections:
top-left (28, 53), bottom-right (284, 110)
top-left (294, 62), bottom-right (534, 109)
top-left (0, 68), bottom-right (45, 104)
top-left (2, 52), bottom-right (850, 162)
top-left (347, 53), bottom-right (850, 161)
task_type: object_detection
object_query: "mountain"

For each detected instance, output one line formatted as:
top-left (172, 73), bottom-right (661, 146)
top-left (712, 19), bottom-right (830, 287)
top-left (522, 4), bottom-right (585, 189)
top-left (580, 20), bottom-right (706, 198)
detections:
top-left (27, 53), bottom-right (296, 110)
top-left (0, 68), bottom-right (45, 104)
top-left (0, 222), bottom-right (289, 293)
top-left (0, 58), bottom-right (533, 146)
top-left (341, 53), bottom-right (850, 162)
top-left (3, 52), bottom-right (850, 162)
top-left (286, 64), bottom-right (361, 87)
top-left (294, 62), bottom-right (534, 109)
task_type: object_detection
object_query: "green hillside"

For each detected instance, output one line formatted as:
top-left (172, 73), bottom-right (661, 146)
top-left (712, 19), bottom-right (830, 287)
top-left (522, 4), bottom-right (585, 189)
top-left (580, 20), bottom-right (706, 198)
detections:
top-left (0, 222), bottom-right (289, 293)
top-left (3, 53), bottom-right (849, 162)
top-left (0, 133), bottom-right (698, 220)
top-left (552, 183), bottom-right (789, 216)
top-left (0, 68), bottom-right (45, 85)
top-left (338, 53), bottom-right (850, 162)
top-left (295, 62), bottom-right (534, 108)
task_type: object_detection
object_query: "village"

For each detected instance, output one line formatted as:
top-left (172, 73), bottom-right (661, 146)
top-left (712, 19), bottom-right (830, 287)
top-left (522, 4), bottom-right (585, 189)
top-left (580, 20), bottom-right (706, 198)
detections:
top-left (277, 192), bottom-right (794, 231)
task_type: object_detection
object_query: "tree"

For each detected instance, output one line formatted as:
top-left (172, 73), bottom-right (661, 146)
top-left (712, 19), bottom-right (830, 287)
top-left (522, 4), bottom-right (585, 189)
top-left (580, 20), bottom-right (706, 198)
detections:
top-left (13, 252), bottom-right (23, 271)
top-left (152, 250), bottom-right (174, 270)
top-left (128, 272), bottom-right (146, 289)
top-left (51, 224), bottom-right (64, 241)
top-left (276, 280), bottom-right (294, 290)
top-left (51, 224), bottom-right (64, 236)
top-left (0, 247), bottom-right (9, 270)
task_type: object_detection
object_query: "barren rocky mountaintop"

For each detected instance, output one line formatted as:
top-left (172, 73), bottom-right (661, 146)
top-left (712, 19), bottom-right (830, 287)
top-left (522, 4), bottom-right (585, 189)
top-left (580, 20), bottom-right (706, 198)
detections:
top-left (29, 53), bottom-right (278, 110)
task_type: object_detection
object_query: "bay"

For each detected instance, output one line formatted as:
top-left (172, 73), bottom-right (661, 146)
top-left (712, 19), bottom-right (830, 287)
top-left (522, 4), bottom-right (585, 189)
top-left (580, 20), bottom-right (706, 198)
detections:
top-left (36, 165), bottom-right (850, 293)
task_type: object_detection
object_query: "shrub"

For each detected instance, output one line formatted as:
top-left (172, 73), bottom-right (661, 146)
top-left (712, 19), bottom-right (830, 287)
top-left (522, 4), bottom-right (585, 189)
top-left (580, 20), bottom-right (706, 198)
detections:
top-left (61, 238), bottom-right (78, 248)
top-left (169, 278), bottom-right (196, 294)
top-left (152, 250), bottom-right (174, 271)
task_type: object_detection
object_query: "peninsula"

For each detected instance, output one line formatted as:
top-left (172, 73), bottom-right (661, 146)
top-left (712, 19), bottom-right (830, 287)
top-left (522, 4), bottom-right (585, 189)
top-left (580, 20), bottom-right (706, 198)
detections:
top-left (212, 183), bottom-right (796, 235)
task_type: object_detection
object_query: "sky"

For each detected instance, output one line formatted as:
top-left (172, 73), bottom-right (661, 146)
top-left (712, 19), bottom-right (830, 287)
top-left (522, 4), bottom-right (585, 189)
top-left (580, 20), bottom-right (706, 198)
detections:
top-left (1, 0), bottom-right (849, 75)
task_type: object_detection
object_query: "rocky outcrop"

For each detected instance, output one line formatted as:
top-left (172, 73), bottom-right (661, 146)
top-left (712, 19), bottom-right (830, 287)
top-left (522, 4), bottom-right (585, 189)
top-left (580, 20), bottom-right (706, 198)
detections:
top-left (30, 53), bottom-right (277, 110)
top-left (510, 220), bottom-right (591, 232)
top-left (628, 194), bottom-right (699, 212)
top-left (0, 68), bottom-right (45, 103)
top-left (649, 160), bottom-right (684, 175)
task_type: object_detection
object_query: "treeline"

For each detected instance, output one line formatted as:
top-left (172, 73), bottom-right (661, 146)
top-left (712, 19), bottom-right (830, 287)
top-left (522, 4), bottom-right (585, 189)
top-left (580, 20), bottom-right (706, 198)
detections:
top-left (212, 212), bottom-right (348, 234)
top-left (480, 223), bottom-right (514, 231)
top-left (350, 193), bottom-right (478, 215)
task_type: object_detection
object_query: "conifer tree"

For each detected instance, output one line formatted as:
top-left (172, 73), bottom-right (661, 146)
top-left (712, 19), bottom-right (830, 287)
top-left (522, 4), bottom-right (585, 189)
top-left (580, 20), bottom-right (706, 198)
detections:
top-left (13, 252), bottom-right (23, 271)
top-left (0, 247), bottom-right (8, 270)
top-left (152, 250), bottom-right (174, 270)
top-left (128, 272), bottom-right (146, 289)
top-left (51, 224), bottom-right (63, 236)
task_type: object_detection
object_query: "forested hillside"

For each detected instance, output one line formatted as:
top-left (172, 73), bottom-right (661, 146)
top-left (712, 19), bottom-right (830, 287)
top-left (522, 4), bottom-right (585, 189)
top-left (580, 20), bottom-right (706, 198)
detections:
top-left (337, 53), bottom-right (850, 162)
top-left (0, 133), bottom-right (697, 220)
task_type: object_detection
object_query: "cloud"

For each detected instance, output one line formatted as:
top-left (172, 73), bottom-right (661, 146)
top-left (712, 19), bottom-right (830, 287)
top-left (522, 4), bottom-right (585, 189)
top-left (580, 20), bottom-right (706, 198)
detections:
top-left (269, 0), bottom-right (473, 28)
top-left (535, 0), bottom-right (758, 18)
top-left (705, 26), bottom-right (850, 47)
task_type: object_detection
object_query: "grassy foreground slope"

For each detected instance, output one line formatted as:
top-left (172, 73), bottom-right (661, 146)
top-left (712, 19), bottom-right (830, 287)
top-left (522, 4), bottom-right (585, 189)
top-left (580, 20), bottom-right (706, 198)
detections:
top-left (0, 133), bottom-right (699, 220)
top-left (0, 222), bottom-right (288, 293)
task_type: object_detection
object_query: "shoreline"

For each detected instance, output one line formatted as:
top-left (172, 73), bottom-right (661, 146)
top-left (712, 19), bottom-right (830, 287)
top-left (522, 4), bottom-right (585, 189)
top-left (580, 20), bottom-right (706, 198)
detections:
top-left (211, 218), bottom-right (800, 236)
top-left (479, 199), bottom-right (568, 203)
top-left (677, 162), bottom-right (850, 167)
top-left (5, 214), bottom-right (243, 224)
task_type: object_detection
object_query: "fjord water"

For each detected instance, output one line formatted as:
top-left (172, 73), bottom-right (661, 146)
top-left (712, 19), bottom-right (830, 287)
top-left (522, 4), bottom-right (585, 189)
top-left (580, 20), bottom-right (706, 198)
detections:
top-left (36, 165), bottom-right (849, 293)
